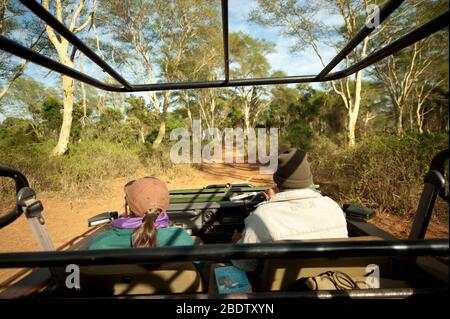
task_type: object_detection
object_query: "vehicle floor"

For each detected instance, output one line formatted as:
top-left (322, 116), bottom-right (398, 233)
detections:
top-left (0, 160), bottom-right (448, 284)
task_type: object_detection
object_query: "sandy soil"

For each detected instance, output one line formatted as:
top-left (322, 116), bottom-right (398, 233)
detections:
top-left (0, 160), bottom-right (447, 284)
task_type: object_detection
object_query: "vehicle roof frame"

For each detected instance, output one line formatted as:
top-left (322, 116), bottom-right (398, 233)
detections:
top-left (0, 0), bottom-right (448, 283)
top-left (0, 0), bottom-right (448, 92)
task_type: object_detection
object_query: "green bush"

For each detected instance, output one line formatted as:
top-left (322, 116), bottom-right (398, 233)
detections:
top-left (137, 143), bottom-right (193, 180)
top-left (0, 135), bottom-right (193, 195)
top-left (285, 123), bottom-right (316, 151)
top-left (311, 133), bottom-right (449, 222)
top-left (0, 139), bottom-right (143, 194)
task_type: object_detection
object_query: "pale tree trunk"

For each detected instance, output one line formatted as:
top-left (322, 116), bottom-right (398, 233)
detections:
top-left (181, 90), bottom-right (193, 128)
top-left (249, 86), bottom-right (270, 128)
top-left (197, 89), bottom-right (217, 130)
top-left (139, 127), bottom-right (146, 143)
top-left (44, 0), bottom-right (94, 155)
top-left (243, 100), bottom-right (250, 134)
top-left (79, 53), bottom-right (87, 127)
top-left (348, 68), bottom-right (363, 145)
top-left (374, 42), bottom-right (432, 136)
top-left (53, 75), bottom-right (75, 154)
top-left (415, 85), bottom-right (425, 134)
top-left (408, 106), bottom-right (414, 132)
top-left (416, 105), bottom-right (424, 134)
top-left (362, 111), bottom-right (376, 135)
top-left (396, 106), bottom-right (403, 135)
top-left (414, 79), bottom-right (443, 134)
top-left (152, 92), bottom-right (170, 149)
top-left (198, 94), bottom-right (212, 130)
top-left (152, 115), bottom-right (166, 149)
top-left (238, 86), bottom-right (253, 134)
top-left (308, 29), bottom-right (367, 146)
top-left (209, 94), bottom-right (216, 129)
top-left (187, 106), bottom-right (193, 128)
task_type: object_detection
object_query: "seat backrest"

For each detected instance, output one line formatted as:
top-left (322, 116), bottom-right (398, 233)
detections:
top-left (261, 236), bottom-right (392, 291)
top-left (79, 262), bottom-right (204, 296)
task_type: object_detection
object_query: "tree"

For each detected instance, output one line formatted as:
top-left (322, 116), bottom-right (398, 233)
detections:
top-left (0, 0), bottom-right (48, 103)
top-left (229, 32), bottom-right (275, 133)
top-left (370, 0), bottom-right (448, 134)
top-left (5, 77), bottom-right (60, 139)
top-left (125, 95), bottom-right (155, 143)
top-left (250, 0), bottom-right (393, 146)
top-left (174, 9), bottom-right (224, 131)
top-left (43, 0), bottom-right (95, 155)
top-left (264, 71), bottom-right (301, 135)
top-left (99, 0), bottom-right (220, 148)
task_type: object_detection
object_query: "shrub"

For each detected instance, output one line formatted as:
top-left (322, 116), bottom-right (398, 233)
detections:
top-left (311, 133), bottom-right (449, 222)
top-left (0, 139), bottom-right (143, 194)
top-left (137, 143), bottom-right (193, 180)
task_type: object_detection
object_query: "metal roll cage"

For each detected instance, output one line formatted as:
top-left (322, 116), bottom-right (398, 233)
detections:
top-left (0, 0), bottom-right (448, 92)
top-left (0, 0), bottom-right (448, 293)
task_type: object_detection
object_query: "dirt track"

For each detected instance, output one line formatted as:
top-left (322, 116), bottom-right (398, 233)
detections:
top-left (0, 161), bottom-right (448, 284)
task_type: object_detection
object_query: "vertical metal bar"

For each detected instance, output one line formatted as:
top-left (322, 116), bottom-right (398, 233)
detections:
top-left (409, 171), bottom-right (446, 239)
top-left (316, 0), bottom-right (406, 79)
top-left (27, 217), bottom-right (55, 251)
top-left (221, 0), bottom-right (230, 82)
top-left (18, 0), bottom-right (132, 90)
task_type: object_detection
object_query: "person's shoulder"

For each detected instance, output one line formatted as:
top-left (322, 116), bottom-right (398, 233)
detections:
top-left (158, 227), bottom-right (188, 235)
top-left (157, 227), bottom-right (194, 246)
top-left (319, 196), bottom-right (344, 211)
top-left (88, 227), bottom-right (133, 249)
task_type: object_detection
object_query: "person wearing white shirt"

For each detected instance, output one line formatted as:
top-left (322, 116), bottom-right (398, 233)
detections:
top-left (232, 148), bottom-right (348, 272)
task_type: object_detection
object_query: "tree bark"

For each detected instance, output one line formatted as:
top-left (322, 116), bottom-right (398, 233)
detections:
top-left (79, 53), bottom-right (87, 127)
top-left (139, 126), bottom-right (146, 143)
top-left (152, 115), bottom-right (166, 149)
top-left (347, 69), bottom-right (363, 146)
top-left (396, 107), bottom-right (403, 135)
top-left (44, 0), bottom-right (93, 155)
top-left (52, 75), bottom-right (75, 155)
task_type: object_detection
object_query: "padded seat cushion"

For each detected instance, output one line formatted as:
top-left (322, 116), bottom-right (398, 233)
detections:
top-left (80, 262), bottom-right (204, 295)
top-left (261, 236), bottom-right (408, 291)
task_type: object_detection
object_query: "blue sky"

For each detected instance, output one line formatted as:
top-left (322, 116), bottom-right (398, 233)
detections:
top-left (228, 0), bottom-right (338, 76)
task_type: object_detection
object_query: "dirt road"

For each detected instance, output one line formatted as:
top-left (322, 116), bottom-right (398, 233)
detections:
top-left (0, 160), bottom-right (447, 284)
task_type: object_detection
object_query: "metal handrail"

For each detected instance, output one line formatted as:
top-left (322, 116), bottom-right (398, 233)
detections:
top-left (0, 239), bottom-right (447, 268)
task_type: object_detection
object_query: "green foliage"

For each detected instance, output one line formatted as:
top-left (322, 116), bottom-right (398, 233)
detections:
top-left (136, 143), bottom-right (192, 181)
top-left (0, 139), bottom-right (140, 193)
top-left (0, 137), bottom-right (193, 195)
top-left (229, 32), bottom-right (275, 78)
top-left (84, 108), bottom-right (136, 144)
top-left (0, 117), bottom-right (38, 146)
top-left (286, 123), bottom-right (315, 151)
top-left (42, 97), bottom-right (63, 131)
top-left (312, 133), bottom-right (449, 222)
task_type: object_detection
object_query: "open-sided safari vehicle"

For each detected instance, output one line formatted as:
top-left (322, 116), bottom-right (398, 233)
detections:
top-left (0, 0), bottom-right (448, 299)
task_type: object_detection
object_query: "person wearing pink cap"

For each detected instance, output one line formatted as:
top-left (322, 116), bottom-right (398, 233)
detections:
top-left (89, 177), bottom-right (194, 249)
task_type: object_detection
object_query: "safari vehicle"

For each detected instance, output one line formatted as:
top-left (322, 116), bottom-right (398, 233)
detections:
top-left (0, 0), bottom-right (448, 299)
